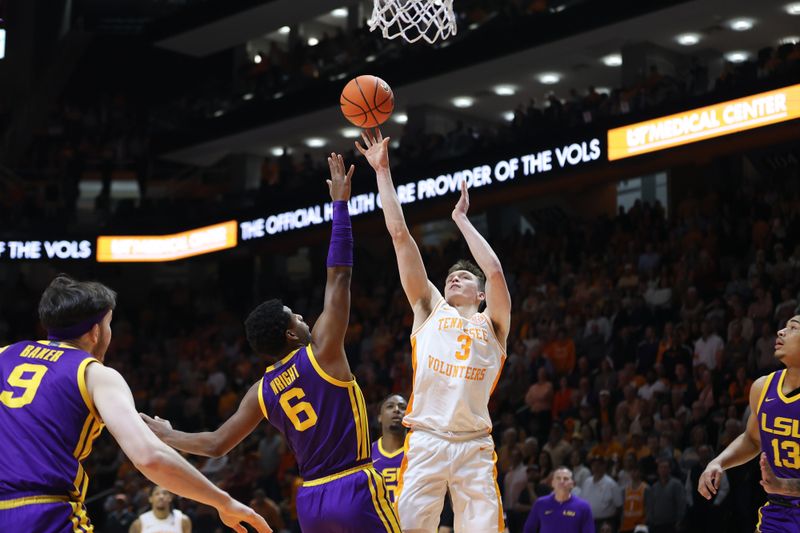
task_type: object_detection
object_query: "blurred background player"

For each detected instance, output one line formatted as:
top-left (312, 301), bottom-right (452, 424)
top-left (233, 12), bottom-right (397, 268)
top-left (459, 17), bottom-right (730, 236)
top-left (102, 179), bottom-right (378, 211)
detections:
top-left (698, 316), bottom-right (800, 532)
top-left (358, 129), bottom-right (511, 533)
top-left (0, 275), bottom-right (269, 533)
top-left (143, 153), bottom-right (400, 532)
top-left (129, 485), bottom-right (190, 533)
top-left (372, 394), bottom-right (407, 503)
top-left (523, 466), bottom-right (595, 533)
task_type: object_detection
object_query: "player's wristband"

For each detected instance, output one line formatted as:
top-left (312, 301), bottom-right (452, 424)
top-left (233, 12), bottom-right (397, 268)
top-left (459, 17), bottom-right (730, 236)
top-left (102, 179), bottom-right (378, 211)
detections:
top-left (327, 200), bottom-right (353, 267)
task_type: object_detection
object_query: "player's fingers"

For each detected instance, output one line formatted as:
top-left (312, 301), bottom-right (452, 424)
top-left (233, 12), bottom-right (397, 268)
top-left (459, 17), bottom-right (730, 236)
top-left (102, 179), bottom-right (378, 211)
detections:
top-left (346, 165), bottom-right (355, 181)
top-left (250, 513), bottom-right (272, 533)
top-left (230, 524), bottom-right (246, 533)
top-left (376, 128), bottom-right (383, 142)
top-left (354, 141), bottom-right (366, 155)
top-left (361, 131), bottom-right (372, 147)
top-left (337, 154), bottom-right (345, 173)
top-left (382, 137), bottom-right (391, 148)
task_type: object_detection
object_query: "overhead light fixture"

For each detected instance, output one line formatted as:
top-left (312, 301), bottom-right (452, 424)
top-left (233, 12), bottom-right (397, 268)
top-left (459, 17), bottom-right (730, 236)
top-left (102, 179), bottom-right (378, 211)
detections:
top-left (728, 17), bottom-right (755, 31)
top-left (537, 72), bottom-right (561, 85)
top-left (305, 138), bottom-right (327, 148)
top-left (724, 51), bottom-right (750, 63)
top-left (0, 29), bottom-right (5, 60)
top-left (675, 33), bottom-right (701, 46)
top-left (601, 53), bottom-right (622, 67)
top-left (365, 54), bottom-right (377, 62)
top-left (242, 93), bottom-right (254, 101)
top-left (213, 109), bottom-right (224, 118)
top-left (786, 2), bottom-right (800, 15)
top-left (493, 85), bottom-right (517, 96)
top-left (595, 87), bottom-right (611, 95)
top-left (502, 111), bottom-right (515, 122)
top-left (331, 8), bottom-right (348, 18)
top-left (393, 113), bottom-right (408, 124)
top-left (308, 37), bottom-right (319, 46)
top-left (779, 36), bottom-right (800, 45)
top-left (270, 147), bottom-right (285, 157)
top-left (278, 26), bottom-right (291, 35)
top-left (253, 53), bottom-right (262, 64)
top-left (452, 97), bottom-right (475, 108)
top-left (341, 128), bottom-right (360, 138)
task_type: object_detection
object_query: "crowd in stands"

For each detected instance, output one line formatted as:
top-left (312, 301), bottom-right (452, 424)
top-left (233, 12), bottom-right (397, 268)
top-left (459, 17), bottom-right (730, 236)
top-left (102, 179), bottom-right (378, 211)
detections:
top-left (1, 147), bottom-right (798, 532)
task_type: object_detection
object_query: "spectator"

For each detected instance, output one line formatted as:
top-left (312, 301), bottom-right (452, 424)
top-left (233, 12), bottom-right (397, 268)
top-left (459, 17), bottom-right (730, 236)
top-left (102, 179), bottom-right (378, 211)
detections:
top-left (646, 459), bottom-right (686, 533)
top-left (581, 457), bottom-right (623, 531)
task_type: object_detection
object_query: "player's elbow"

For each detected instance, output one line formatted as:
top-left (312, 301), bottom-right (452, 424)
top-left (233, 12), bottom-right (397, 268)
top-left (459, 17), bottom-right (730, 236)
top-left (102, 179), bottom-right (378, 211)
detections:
top-left (388, 226), bottom-right (411, 244)
top-left (131, 446), bottom-right (170, 473)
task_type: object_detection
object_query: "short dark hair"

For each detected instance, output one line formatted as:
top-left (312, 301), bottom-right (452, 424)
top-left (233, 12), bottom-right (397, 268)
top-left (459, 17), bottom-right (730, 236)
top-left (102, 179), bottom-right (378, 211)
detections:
top-left (447, 259), bottom-right (485, 290)
top-left (244, 299), bottom-right (290, 355)
top-left (380, 393), bottom-right (407, 411)
top-left (38, 274), bottom-right (117, 330)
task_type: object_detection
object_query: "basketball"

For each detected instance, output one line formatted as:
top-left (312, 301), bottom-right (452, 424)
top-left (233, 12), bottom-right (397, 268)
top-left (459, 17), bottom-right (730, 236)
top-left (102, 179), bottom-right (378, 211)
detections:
top-left (340, 75), bottom-right (394, 128)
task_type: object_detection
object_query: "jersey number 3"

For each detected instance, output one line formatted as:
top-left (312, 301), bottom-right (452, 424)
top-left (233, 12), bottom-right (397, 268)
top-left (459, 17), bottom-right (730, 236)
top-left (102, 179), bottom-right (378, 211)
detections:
top-left (454, 334), bottom-right (472, 361)
top-left (279, 387), bottom-right (319, 432)
top-left (0, 363), bottom-right (48, 409)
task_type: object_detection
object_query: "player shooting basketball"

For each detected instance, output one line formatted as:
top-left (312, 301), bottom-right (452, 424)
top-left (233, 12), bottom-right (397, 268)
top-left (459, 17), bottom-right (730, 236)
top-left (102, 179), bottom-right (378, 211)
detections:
top-left (698, 315), bottom-right (800, 531)
top-left (357, 129), bottom-right (511, 533)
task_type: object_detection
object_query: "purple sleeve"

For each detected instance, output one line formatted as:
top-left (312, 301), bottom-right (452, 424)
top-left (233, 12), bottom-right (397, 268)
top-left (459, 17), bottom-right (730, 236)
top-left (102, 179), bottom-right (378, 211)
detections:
top-left (327, 200), bottom-right (353, 267)
top-left (581, 500), bottom-right (596, 533)
top-left (523, 500), bottom-right (540, 533)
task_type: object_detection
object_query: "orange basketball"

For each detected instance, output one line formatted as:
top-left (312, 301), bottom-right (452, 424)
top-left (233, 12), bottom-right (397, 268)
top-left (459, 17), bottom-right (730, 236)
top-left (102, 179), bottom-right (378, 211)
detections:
top-left (340, 75), bottom-right (394, 128)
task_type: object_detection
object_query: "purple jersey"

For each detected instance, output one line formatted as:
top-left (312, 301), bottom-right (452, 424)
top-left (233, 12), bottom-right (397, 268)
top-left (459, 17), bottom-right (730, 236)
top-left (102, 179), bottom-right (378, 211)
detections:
top-left (258, 345), bottom-right (371, 481)
top-left (758, 369), bottom-right (800, 505)
top-left (524, 493), bottom-right (595, 533)
top-left (0, 341), bottom-right (104, 503)
top-left (371, 438), bottom-right (404, 503)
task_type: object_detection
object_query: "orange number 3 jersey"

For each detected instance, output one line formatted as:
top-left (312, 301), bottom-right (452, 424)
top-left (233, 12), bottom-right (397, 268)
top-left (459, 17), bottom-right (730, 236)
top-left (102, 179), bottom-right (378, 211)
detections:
top-left (403, 299), bottom-right (506, 434)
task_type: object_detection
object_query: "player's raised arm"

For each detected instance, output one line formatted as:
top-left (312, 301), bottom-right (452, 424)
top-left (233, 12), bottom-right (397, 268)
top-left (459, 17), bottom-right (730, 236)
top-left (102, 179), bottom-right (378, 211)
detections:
top-left (87, 364), bottom-right (271, 533)
top-left (141, 380), bottom-right (263, 458)
top-left (698, 374), bottom-right (766, 499)
top-left (356, 129), bottom-right (440, 320)
top-left (451, 179), bottom-right (511, 346)
top-left (311, 153), bottom-right (355, 373)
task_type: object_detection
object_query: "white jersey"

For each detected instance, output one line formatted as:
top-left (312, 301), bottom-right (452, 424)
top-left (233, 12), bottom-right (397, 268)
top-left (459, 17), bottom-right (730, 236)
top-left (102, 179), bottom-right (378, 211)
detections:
top-left (403, 298), bottom-right (505, 434)
top-left (138, 509), bottom-right (185, 533)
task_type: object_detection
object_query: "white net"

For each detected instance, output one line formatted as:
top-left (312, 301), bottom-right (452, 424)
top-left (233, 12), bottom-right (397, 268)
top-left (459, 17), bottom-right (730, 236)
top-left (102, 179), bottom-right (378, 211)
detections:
top-left (368, 0), bottom-right (457, 44)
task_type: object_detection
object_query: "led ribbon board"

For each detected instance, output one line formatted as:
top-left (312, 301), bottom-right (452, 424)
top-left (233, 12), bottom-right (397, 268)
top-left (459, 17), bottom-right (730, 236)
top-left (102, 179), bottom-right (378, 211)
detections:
top-left (97, 221), bottom-right (238, 262)
top-left (608, 84), bottom-right (800, 161)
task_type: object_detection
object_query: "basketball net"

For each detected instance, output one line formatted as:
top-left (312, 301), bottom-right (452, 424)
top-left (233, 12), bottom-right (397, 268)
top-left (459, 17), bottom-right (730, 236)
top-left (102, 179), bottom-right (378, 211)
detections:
top-left (368, 0), bottom-right (457, 44)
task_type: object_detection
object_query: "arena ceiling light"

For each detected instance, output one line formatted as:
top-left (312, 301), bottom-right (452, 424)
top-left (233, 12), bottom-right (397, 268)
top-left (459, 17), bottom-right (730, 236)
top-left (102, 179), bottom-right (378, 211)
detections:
top-left (308, 37), bottom-right (319, 46)
top-left (330, 8), bottom-right (348, 18)
top-left (493, 85), bottom-right (517, 96)
top-left (786, 3), bottom-right (800, 15)
top-left (724, 51), bottom-right (750, 63)
top-left (253, 53), bottom-right (262, 64)
top-left (779, 36), bottom-right (800, 45)
top-left (269, 147), bottom-right (285, 156)
top-left (212, 109), bottom-right (224, 118)
top-left (596, 87), bottom-right (611, 95)
top-left (502, 111), bottom-right (515, 122)
top-left (537, 72), bottom-right (561, 85)
top-left (340, 128), bottom-right (360, 138)
top-left (242, 93), bottom-right (254, 101)
top-left (393, 113), bottom-right (408, 124)
top-left (601, 53), bottom-right (622, 67)
top-left (451, 96), bottom-right (475, 108)
top-left (727, 18), bottom-right (755, 31)
top-left (675, 33), bottom-right (701, 46)
top-left (305, 138), bottom-right (327, 148)
top-left (278, 26), bottom-right (291, 34)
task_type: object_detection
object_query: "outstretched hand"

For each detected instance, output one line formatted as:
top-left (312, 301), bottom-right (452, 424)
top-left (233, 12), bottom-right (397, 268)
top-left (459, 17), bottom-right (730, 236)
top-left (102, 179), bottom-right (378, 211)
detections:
top-left (140, 413), bottom-right (172, 439)
top-left (452, 178), bottom-right (470, 221)
top-left (327, 153), bottom-right (354, 202)
top-left (355, 128), bottom-right (391, 171)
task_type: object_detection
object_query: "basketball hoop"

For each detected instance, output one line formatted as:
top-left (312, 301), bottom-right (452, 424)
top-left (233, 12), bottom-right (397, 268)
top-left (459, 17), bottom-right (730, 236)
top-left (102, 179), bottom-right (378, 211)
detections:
top-left (368, 0), bottom-right (457, 44)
